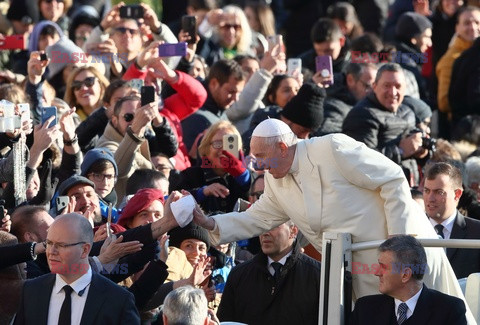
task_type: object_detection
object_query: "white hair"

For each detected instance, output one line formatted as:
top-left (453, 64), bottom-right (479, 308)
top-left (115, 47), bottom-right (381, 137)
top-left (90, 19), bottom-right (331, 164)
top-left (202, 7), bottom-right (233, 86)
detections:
top-left (162, 286), bottom-right (208, 325)
top-left (466, 156), bottom-right (480, 185)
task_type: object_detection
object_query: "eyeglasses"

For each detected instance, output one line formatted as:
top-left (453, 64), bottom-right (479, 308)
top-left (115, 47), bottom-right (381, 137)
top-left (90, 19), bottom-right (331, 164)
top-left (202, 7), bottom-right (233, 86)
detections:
top-left (123, 113), bottom-right (134, 122)
top-left (88, 173), bottom-right (116, 182)
top-left (45, 240), bottom-right (85, 250)
top-left (43, 0), bottom-right (64, 3)
top-left (220, 24), bottom-right (241, 30)
top-left (114, 27), bottom-right (140, 35)
top-left (251, 191), bottom-right (264, 199)
top-left (358, 79), bottom-right (372, 90)
top-left (72, 77), bottom-right (96, 91)
top-left (210, 140), bottom-right (223, 149)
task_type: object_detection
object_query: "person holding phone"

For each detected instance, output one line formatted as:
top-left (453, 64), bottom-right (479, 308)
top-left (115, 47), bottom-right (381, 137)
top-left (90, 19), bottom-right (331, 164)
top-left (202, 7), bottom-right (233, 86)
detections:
top-left (171, 121), bottom-right (251, 214)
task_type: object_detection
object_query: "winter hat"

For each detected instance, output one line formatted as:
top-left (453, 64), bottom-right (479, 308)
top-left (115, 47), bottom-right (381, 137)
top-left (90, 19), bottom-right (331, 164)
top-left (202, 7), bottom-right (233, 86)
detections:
top-left (68, 5), bottom-right (101, 42)
top-left (81, 148), bottom-right (118, 177)
top-left (28, 21), bottom-right (64, 53)
top-left (395, 12), bottom-right (432, 43)
top-left (118, 188), bottom-right (165, 228)
top-left (402, 96), bottom-right (432, 125)
top-left (280, 83), bottom-right (326, 131)
top-left (6, 0), bottom-right (39, 24)
top-left (168, 222), bottom-right (211, 250)
top-left (45, 38), bottom-right (85, 79)
top-left (57, 175), bottom-right (95, 196)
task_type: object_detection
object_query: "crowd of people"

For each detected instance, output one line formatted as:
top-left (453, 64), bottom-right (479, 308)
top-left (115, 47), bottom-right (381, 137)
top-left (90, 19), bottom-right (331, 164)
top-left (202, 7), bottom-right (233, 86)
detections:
top-left (0, 0), bottom-right (480, 324)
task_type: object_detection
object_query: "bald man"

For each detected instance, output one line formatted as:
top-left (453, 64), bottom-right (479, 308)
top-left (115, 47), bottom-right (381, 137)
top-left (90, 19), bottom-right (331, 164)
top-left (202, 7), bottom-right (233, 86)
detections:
top-left (192, 118), bottom-right (472, 321)
top-left (14, 213), bottom-right (140, 325)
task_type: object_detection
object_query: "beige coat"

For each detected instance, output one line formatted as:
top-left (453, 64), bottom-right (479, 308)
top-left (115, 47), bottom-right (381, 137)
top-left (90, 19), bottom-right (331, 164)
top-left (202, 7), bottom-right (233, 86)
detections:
top-left (209, 134), bottom-right (471, 318)
top-left (97, 122), bottom-right (153, 203)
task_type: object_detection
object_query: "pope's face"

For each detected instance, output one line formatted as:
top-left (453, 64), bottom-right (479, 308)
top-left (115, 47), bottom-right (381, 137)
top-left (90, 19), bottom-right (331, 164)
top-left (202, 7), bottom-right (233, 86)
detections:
top-left (250, 137), bottom-right (292, 179)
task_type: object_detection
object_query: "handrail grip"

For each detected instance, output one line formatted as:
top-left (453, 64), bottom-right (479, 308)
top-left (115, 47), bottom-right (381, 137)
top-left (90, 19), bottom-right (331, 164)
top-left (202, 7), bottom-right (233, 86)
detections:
top-left (351, 238), bottom-right (480, 252)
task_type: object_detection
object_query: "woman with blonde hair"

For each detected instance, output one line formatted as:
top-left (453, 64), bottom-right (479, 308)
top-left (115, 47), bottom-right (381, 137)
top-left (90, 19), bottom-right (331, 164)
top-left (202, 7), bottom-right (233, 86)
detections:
top-left (64, 65), bottom-right (109, 120)
top-left (171, 120), bottom-right (251, 213)
top-left (200, 5), bottom-right (254, 66)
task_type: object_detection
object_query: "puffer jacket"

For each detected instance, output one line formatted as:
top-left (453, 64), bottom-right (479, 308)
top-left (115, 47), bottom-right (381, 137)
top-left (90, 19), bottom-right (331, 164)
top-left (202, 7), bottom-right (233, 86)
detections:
top-left (342, 92), bottom-right (420, 185)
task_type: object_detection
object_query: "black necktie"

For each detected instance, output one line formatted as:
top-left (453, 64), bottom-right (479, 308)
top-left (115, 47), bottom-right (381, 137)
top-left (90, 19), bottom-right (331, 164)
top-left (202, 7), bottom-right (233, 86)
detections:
top-left (58, 285), bottom-right (74, 325)
top-left (397, 302), bottom-right (408, 324)
top-left (434, 224), bottom-right (445, 239)
top-left (271, 262), bottom-right (282, 282)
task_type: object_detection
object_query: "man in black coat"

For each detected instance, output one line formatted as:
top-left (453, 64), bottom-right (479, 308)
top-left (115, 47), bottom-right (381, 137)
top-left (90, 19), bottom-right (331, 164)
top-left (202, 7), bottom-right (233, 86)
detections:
top-left (315, 62), bottom-right (377, 136)
top-left (424, 162), bottom-right (480, 279)
top-left (350, 235), bottom-right (467, 325)
top-left (342, 63), bottom-right (429, 186)
top-left (217, 221), bottom-right (321, 325)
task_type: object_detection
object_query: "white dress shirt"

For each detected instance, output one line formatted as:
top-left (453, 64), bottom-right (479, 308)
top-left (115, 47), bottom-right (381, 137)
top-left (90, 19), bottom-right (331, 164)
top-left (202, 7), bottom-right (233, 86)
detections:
top-left (429, 211), bottom-right (457, 239)
top-left (47, 266), bottom-right (92, 325)
top-left (267, 251), bottom-right (292, 276)
top-left (394, 286), bottom-right (423, 320)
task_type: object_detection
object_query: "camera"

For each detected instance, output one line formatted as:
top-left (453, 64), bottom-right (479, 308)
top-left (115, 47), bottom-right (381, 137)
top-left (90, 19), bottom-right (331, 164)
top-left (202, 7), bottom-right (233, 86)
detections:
top-left (422, 136), bottom-right (436, 152)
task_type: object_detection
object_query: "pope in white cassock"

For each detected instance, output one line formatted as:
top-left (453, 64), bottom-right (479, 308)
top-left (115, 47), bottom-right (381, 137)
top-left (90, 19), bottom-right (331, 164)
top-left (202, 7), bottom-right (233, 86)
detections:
top-left (193, 118), bottom-right (474, 323)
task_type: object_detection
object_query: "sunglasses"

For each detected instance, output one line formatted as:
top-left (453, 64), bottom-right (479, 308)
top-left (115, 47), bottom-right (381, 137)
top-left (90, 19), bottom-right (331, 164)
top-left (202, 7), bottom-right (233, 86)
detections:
top-left (123, 113), bottom-right (134, 122)
top-left (72, 76), bottom-right (96, 91)
top-left (114, 27), bottom-right (140, 35)
top-left (220, 24), bottom-right (241, 30)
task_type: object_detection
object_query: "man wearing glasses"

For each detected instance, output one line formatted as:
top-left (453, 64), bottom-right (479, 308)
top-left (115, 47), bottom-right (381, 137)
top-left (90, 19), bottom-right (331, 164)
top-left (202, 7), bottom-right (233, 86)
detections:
top-left (14, 213), bottom-right (140, 324)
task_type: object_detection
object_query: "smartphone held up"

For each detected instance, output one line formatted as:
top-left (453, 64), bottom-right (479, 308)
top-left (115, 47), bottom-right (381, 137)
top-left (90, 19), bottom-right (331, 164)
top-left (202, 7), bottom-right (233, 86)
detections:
top-left (315, 55), bottom-right (334, 86)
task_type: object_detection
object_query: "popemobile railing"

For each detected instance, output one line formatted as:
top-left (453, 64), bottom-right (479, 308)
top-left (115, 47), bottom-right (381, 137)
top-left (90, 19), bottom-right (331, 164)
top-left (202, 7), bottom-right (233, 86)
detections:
top-left (318, 232), bottom-right (480, 325)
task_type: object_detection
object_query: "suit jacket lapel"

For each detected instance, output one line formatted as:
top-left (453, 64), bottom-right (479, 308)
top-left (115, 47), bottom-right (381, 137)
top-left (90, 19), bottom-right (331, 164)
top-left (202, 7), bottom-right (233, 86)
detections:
top-left (408, 284), bottom-right (433, 324)
top-left (80, 273), bottom-right (108, 325)
top-left (38, 274), bottom-right (56, 324)
top-left (448, 212), bottom-right (467, 259)
top-left (297, 141), bottom-right (323, 231)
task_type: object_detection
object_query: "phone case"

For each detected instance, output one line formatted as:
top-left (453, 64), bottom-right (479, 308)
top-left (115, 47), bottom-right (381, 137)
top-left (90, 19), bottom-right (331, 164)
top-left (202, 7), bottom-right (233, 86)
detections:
top-left (18, 103), bottom-right (31, 123)
top-left (287, 59), bottom-right (302, 77)
top-left (223, 134), bottom-right (239, 158)
top-left (0, 35), bottom-right (26, 50)
top-left (56, 196), bottom-right (69, 211)
top-left (141, 86), bottom-right (155, 106)
top-left (181, 16), bottom-right (197, 44)
top-left (41, 106), bottom-right (57, 128)
top-left (129, 79), bottom-right (144, 92)
top-left (120, 5), bottom-right (144, 19)
top-left (158, 43), bottom-right (187, 57)
top-left (315, 55), bottom-right (334, 86)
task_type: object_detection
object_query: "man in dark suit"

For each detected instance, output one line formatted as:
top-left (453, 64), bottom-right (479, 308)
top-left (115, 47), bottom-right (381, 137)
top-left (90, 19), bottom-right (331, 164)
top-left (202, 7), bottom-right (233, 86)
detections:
top-left (14, 213), bottom-right (140, 325)
top-left (424, 162), bottom-right (480, 279)
top-left (350, 235), bottom-right (467, 325)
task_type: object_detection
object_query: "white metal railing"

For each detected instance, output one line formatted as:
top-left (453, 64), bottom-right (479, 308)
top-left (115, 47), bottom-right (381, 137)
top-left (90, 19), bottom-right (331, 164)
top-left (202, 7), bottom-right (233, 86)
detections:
top-left (318, 233), bottom-right (480, 325)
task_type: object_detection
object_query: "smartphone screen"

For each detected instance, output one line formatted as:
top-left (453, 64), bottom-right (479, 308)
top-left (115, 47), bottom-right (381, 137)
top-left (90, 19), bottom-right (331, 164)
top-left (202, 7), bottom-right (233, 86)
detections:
top-left (41, 106), bottom-right (57, 128)
top-left (181, 16), bottom-right (197, 44)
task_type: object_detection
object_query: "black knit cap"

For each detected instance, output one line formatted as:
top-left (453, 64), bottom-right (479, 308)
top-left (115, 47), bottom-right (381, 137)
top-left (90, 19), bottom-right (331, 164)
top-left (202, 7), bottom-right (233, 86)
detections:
top-left (6, 0), bottom-right (39, 24)
top-left (280, 83), bottom-right (326, 131)
top-left (168, 222), bottom-right (211, 250)
top-left (395, 12), bottom-right (432, 43)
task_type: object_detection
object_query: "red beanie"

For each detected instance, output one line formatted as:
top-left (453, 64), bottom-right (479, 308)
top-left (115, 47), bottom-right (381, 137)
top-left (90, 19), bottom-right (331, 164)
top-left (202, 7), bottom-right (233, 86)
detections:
top-left (118, 188), bottom-right (165, 227)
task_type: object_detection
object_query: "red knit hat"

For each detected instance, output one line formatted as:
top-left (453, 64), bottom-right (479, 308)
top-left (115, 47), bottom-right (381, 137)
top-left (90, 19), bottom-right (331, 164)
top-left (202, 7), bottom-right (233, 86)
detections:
top-left (118, 188), bottom-right (165, 227)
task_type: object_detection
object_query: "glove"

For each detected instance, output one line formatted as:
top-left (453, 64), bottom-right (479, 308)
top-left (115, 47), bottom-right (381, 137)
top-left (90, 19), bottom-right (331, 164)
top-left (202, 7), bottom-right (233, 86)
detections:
top-left (221, 150), bottom-right (246, 177)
